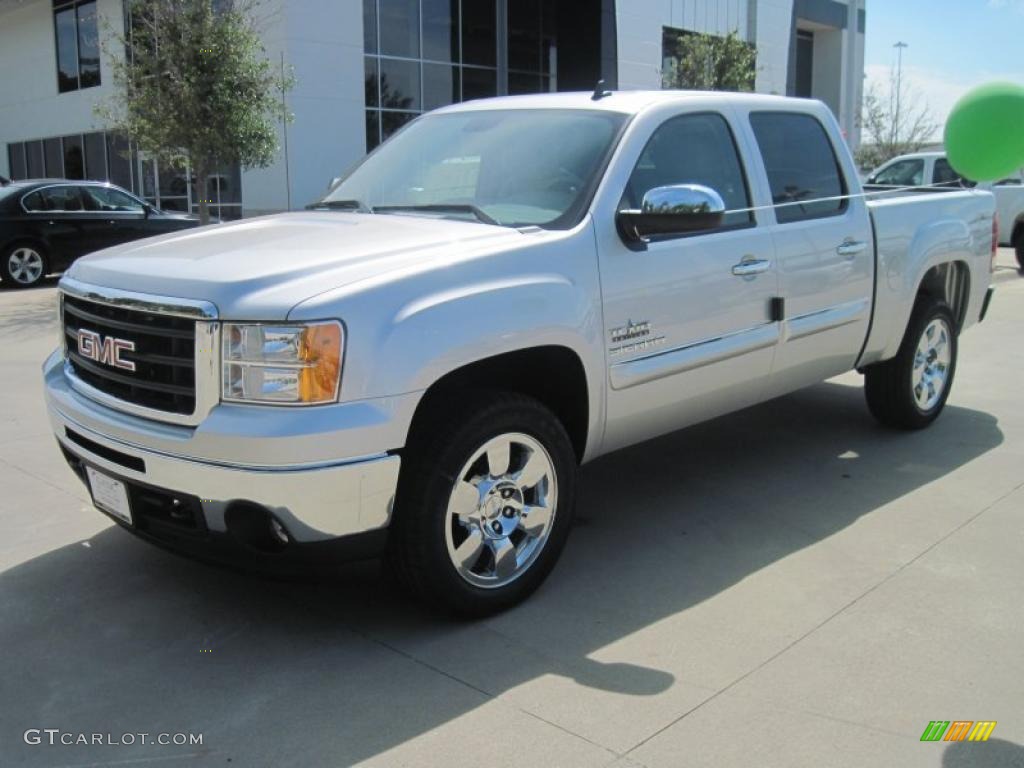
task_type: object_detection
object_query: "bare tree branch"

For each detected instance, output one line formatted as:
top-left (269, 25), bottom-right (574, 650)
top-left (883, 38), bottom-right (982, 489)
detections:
top-left (855, 74), bottom-right (937, 171)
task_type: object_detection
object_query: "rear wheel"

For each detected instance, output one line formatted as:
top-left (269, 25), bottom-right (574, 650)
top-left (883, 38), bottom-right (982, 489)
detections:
top-left (864, 295), bottom-right (957, 429)
top-left (1014, 230), bottom-right (1024, 272)
top-left (389, 391), bottom-right (576, 616)
top-left (1, 243), bottom-right (47, 288)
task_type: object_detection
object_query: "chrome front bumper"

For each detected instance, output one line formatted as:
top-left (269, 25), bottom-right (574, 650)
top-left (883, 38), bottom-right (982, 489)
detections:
top-left (43, 350), bottom-right (406, 544)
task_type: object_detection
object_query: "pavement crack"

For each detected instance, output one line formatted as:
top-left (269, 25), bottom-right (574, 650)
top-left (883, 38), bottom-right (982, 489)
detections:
top-left (0, 455), bottom-right (88, 503)
top-left (624, 476), bottom-right (1024, 756)
top-left (347, 627), bottom-right (623, 761)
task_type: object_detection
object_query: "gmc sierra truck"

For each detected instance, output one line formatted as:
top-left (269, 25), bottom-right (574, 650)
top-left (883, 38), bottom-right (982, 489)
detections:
top-left (43, 91), bottom-right (997, 615)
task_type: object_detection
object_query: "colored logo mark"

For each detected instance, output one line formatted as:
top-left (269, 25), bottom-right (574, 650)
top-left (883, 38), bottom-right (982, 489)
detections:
top-left (921, 721), bottom-right (997, 742)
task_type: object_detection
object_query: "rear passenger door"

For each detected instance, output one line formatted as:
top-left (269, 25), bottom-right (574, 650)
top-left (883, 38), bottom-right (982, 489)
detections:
top-left (746, 111), bottom-right (873, 391)
top-left (20, 186), bottom-right (90, 265)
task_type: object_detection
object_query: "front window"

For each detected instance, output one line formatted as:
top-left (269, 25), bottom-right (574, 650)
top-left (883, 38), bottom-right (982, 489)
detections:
top-left (80, 186), bottom-right (146, 213)
top-left (320, 109), bottom-right (626, 229)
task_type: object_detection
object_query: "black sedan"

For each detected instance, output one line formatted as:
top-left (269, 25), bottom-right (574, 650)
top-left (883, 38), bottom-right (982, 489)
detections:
top-left (0, 180), bottom-right (201, 288)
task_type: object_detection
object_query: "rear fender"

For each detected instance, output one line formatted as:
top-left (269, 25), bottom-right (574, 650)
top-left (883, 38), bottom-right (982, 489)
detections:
top-left (859, 217), bottom-right (979, 365)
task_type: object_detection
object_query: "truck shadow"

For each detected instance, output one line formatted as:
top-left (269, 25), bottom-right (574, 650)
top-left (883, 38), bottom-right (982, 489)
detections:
top-left (943, 738), bottom-right (1024, 768)
top-left (0, 380), bottom-right (1004, 766)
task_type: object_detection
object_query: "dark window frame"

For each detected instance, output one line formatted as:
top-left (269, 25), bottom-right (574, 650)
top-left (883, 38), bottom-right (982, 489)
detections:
top-left (749, 110), bottom-right (849, 225)
top-left (621, 110), bottom-right (758, 241)
top-left (53, 0), bottom-right (101, 93)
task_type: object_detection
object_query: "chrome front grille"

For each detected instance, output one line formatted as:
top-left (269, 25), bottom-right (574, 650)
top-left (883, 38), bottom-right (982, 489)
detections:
top-left (59, 278), bottom-right (219, 426)
top-left (63, 294), bottom-right (198, 414)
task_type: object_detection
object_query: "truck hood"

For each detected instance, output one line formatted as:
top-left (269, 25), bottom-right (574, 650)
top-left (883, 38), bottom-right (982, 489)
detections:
top-left (66, 212), bottom-right (526, 319)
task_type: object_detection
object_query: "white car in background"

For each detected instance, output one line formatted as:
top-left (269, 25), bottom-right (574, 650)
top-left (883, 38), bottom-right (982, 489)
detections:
top-left (867, 151), bottom-right (1024, 269)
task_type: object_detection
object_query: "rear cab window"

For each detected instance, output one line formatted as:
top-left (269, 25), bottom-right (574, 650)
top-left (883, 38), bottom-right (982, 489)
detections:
top-left (933, 158), bottom-right (972, 187)
top-left (871, 158), bottom-right (924, 187)
top-left (749, 112), bottom-right (848, 223)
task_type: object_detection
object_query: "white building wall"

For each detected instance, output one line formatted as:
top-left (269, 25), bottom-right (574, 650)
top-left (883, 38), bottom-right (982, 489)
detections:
top-left (0, 0), bottom-right (123, 177)
top-left (0, 0), bottom-right (361, 214)
top-left (240, 0), bottom-right (364, 215)
top-left (616, 0), bottom-right (789, 94)
top-left (841, 8), bottom-right (865, 148)
top-left (754, 0), bottom-right (794, 95)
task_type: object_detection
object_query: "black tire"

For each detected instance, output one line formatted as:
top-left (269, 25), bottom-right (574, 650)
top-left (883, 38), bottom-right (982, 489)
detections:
top-left (1014, 232), bottom-right (1024, 272)
top-left (1, 242), bottom-right (48, 289)
top-left (864, 295), bottom-right (958, 430)
top-left (389, 391), bottom-right (577, 616)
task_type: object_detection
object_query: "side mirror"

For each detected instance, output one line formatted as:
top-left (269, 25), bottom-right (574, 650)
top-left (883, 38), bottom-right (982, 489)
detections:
top-left (328, 176), bottom-right (342, 191)
top-left (617, 184), bottom-right (726, 243)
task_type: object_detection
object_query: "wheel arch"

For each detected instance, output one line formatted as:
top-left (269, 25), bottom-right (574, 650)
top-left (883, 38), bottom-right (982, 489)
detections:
top-left (916, 260), bottom-right (971, 330)
top-left (2, 235), bottom-right (49, 259)
top-left (1012, 216), bottom-right (1024, 247)
top-left (406, 346), bottom-right (590, 463)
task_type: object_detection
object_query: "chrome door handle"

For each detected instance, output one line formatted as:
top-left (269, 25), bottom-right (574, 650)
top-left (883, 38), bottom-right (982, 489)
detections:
top-left (836, 239), bottom-right (867, 257)
top-left (732, 259), bottom-right (771, 276)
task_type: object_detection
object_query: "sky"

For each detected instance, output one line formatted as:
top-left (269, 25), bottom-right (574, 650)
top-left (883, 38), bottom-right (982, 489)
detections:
top-left (863, 0), bottom-right (1024, 140)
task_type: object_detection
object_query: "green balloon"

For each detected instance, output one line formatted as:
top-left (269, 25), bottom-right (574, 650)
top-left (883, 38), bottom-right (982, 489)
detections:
top-left (945, 82), bottom-right (1024, 182)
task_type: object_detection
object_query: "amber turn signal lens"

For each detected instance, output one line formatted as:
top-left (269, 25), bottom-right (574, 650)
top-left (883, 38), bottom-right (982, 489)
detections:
top-left (298, 323), bottom-right (343, 403)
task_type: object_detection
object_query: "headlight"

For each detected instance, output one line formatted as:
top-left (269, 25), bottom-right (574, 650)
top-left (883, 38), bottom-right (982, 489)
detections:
top-left (222, 321), bottom-right (343, 404)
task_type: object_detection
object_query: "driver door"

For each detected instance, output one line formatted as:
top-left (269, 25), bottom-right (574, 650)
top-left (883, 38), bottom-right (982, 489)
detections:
top-left (597, 111), bottom-right (779, 453)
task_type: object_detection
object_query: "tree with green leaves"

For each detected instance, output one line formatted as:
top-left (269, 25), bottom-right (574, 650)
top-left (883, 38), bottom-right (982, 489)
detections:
top-left (662, 29), bottom-right (757, 92)
top-left (97, 0), bottom-right (293, 223)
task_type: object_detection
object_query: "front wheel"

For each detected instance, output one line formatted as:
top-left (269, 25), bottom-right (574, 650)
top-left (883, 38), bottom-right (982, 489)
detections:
top-left (1, 243), bottom-right (48, 288)
top-left (864, 296), bottom-right (957, 429)
top-left (389, 392), bottom-right (577, 616)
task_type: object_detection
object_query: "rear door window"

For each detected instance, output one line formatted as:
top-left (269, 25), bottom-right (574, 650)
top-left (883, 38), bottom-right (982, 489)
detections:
top-left (21, 186), bottom-right (85, 212)
top-left (749, 112), bottom-right (848, 223)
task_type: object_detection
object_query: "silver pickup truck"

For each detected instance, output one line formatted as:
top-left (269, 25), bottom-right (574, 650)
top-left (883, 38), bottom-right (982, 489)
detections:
top-left (43, 91), bottom-right (997, 614)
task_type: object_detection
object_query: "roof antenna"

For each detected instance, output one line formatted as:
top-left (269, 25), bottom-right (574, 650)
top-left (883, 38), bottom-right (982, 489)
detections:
top-left (591, 79), bottom-right (612, 101)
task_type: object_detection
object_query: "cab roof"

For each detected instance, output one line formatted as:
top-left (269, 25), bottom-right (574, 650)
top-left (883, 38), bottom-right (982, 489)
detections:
top-left (434, 89), bottom-right (821, 116)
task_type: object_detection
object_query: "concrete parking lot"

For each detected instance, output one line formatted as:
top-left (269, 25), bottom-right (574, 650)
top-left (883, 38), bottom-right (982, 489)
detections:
top-left (1, 251), bottom-right (1022, 768)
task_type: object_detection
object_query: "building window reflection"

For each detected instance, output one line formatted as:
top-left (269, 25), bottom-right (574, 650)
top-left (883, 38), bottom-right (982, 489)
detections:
top-left (53, 0), bottom-right (101, 93)
top-left (363, 0), bottom-right (555, 151)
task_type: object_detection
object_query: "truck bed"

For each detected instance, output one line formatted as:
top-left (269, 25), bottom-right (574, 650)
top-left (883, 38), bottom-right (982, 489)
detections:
top-left (860, 188), bottom-right (995, 367)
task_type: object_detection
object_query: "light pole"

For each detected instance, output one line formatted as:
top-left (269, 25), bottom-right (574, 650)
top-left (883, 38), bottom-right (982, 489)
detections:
top-left (893, 41), bottom-right (908, 144)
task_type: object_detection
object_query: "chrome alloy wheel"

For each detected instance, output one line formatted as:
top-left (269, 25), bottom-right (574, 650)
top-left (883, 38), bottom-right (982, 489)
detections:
top-left (444, 432), bottom-right (558, 589)
top-left (912, 317), bottom-right (952, 411)
top-left (8, 247), bottom-right (44, 285)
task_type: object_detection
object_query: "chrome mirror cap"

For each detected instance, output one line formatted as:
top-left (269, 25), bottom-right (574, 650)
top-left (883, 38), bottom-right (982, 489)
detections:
top-left (617, 184), bottom-right (727, 243)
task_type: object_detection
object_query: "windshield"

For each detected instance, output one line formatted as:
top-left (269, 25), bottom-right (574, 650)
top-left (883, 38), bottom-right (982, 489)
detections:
top-left (320, 109), bottom-right (627, 229)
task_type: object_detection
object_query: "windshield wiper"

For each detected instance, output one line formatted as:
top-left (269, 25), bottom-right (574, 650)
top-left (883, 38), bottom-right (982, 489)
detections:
top-left (373, 203), bottom-right (499, 226)
top-left (306, 199), bottom-right (374, 213)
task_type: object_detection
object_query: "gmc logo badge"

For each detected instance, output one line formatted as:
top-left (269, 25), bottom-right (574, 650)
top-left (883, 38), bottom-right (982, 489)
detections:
top-left (77, 329), bottom-right (136, 372)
